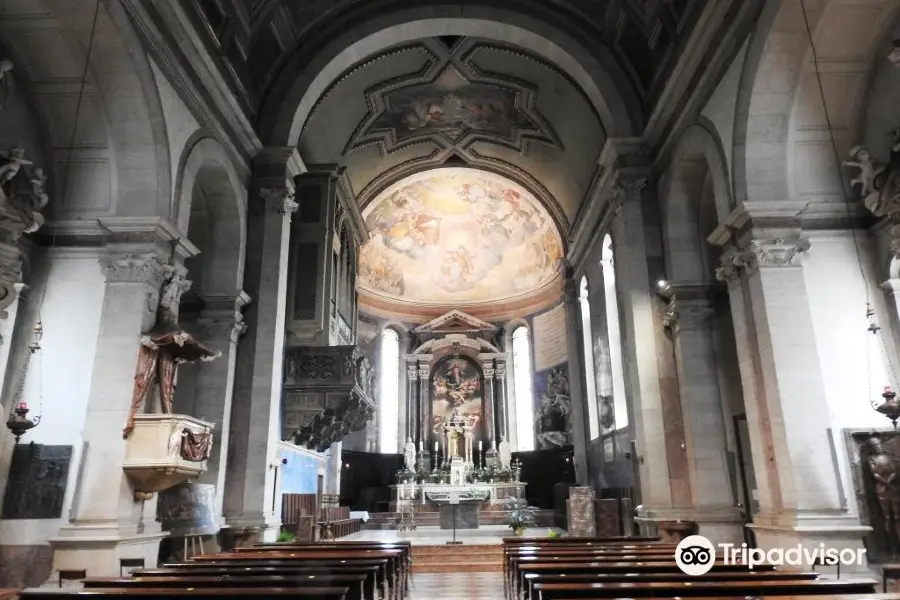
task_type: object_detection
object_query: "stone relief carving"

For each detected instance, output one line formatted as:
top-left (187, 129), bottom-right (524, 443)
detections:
top-left (844, 131), bottom-right (900, 219)
top-left (714, 235), bottom-right (809, 286)
top-left (846, 430), bottom-right (900, 561)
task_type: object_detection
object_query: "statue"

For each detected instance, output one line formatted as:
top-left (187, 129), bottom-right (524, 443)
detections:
top-left (844, 145), bottom-right (886, 213)
top-left (498, 435), bottom-right (512, 469)
top-left (869, 436), bottom-right (900, 548)
top-left (403, 437), bottom-right (416, 471)
top-left (843, 131), bottom-right (900, 218)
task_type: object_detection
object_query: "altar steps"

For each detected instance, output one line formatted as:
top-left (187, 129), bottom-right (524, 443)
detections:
top-left (411, 544), bottom-right (504, 573)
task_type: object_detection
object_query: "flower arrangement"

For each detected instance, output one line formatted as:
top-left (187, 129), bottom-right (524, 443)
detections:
top-left (277, 529), bottom-right (296, 543)
top-left (502, 498), bottom-right (537, 535)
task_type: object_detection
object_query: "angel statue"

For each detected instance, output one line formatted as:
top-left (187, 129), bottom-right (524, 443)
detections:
top-left (0, 147), bottom-right (32, 203)
top-left (844, 145), bottom-right (885, 213)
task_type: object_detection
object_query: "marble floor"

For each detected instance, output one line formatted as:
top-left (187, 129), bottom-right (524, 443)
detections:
top-left (342, 524), bottom-right (554, 545)
top-left (408, 572), bottom-right (505, 599)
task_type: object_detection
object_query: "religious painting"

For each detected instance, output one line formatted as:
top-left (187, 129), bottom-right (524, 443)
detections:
top-left (431, 357), bottom-right (482, 434)
top-left (368, 66), bottom-right (539, 143)
top-left (1, 444), bottom-right (72, 519)
top-left (533, 365), bottom-right (572, 449)
top-left (359, 167), bottom-right (563, 305)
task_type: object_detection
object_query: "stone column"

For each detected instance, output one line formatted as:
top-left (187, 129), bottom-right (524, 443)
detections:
top-left (192, 292), bottom-right (250, 524)
top-left (609, 176), bottom-right (673, 511)
top-left (717, 233), bottom-right (866, 560)
top-left (325, 442), bottom-right (342, 496)
top-left (49, 251), bottom-right (170, 575)
top-left (664, 284), bottom-right (743, 544)
top-left (418, 363), bottom-right (430, 446)
top-left (407, 362), bottom-right (419, 443)
top-left (0, 283), bottom-right (26, 408)
top-left (481, 359), bottom-right (496, 446)
top-left (224, 148), bottom-right (302, 541)
top-left (494, 361), bottom-right (508, 440)
top-left (563, 272), bottom-right (590, 484)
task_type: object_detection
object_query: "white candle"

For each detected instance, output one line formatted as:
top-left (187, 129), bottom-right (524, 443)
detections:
top-left (434, 441), bottom-right (438, 452)
top-left (419, 441), bottom-right (423, 452)
top-left (478, 440), bottom-right (483, 451)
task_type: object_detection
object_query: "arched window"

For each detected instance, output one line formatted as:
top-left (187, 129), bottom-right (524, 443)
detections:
top-left (379, 328), bottom-right (400, 453)
top-left (512, 326), bottom-right (535, 451)
top-left (580, 276), bottom-right (600, 439)
top-left (602, 235), bottom-right (628, 429)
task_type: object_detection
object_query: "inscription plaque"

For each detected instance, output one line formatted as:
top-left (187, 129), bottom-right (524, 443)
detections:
top-left (1, 444), bottom-right (73, 519)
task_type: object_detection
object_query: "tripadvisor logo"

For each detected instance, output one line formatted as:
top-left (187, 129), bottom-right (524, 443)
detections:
top-left (674, 535), bottom-right (867, 574)
top-left (675, 535), bottom-right (716, 575)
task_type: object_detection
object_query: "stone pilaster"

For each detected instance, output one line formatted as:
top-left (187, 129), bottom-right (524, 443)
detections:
top-left (663, 284), bottom-right (743, 544)
top-left (716, 230), bottom-right (868, 562)
top-left (481, 360), bottom-right (496, 447)
top-left (563, 272), bottom-right (590, 483)
top-left (48, 250), bottom-right (171, 576)
top-left (494, 361), bottom-right (508, 441)
top-left (191, 291), bottom-right (250, 525)
top-left (418, 363), bottom-right (430, 446)
top-left (406, 362), bottom-right (419, 443)
top-left (223, 148), bottom-right (302, 541)
top-left (609, 174), bottom-right (674, 510)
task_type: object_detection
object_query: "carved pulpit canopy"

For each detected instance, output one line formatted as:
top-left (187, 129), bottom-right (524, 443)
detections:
top-left (283, 345), bottom-right (377, 452)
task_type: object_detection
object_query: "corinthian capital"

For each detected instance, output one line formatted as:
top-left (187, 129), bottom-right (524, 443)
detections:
top-left (260, 187), bottom-right (299, 220)
top-left (100, 253), bottom-right (167, 285)
top-left (748, 235), bottom-right (810, 268)
top-left (715, 246), bottom-right (754, 287)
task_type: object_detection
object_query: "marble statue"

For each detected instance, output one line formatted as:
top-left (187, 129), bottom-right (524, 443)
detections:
top-left (844, 145), bottom-right (885, 212)
top-left (869, 436), bottom-right (900, 546)
top-left (498, 435), bottom-right (511, 469)
top-left (0, 58), bottom-right (12, 110)
top-left (403, 437), bottom-right (416, 470)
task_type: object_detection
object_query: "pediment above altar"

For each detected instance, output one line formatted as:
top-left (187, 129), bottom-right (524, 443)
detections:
top-left (414, 310), bottom-right (499, 334)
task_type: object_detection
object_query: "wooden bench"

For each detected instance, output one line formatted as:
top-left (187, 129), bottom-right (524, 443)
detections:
top-left (318, 507), bottom-right (362, 540)
top-left (19, 587), bottom-right (351, 600)
top-left (531, 579), bottom-right (877, 600)
top-left (84, 574), bottom-right (368, 600)
top-left (135, 564), bottom-right (383, 600)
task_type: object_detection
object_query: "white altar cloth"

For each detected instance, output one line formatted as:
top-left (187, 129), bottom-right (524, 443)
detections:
top-left (349, 510), bottom-right (370, 523)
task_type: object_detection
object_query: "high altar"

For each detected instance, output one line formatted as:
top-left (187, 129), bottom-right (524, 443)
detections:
top-left (389, 310), bottom-right (526, 529)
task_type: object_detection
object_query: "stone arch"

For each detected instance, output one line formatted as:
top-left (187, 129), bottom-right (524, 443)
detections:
top-left (660, 122), bottom-right (732, 283)
top-left (734, 0), bottom-right (899, 208)
top-left (175, 135), bottom-right (247, 297)
top-left (0, 0), bottom-right (171, 221)
top-left (257, 5), bottom-right (642, 147)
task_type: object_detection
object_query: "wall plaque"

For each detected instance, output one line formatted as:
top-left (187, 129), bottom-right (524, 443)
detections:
top-left (533, 304), bottom-right (567, 371)
top-left (1, 444), bottom-right (72, 519)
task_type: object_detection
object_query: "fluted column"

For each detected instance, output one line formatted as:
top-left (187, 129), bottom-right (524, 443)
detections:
top-left (407, 362), bottom-right (419, 443)
top-left (192, 291), bottom-right (250, 524)
top-left (481, 359), bottom-right (496, 446)
top-left (494, 361), bottom-right (508, 441)
top-left (224, 148), bottom-right (302, 540)
top-left (418, 363), bottom-right (430, 446)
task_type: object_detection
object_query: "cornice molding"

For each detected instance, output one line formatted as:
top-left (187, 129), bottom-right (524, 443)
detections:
top-left (40, 217), bottom-right (200, 260)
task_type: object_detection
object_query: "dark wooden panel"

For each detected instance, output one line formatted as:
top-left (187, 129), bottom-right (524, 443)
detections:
top-left (1, 444), bottom-right (72, 519)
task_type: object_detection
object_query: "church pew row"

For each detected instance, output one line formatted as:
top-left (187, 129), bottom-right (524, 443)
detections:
top-left (134, 564), bottom-right (384, 600)
top-left (503, 536), bottom-right (661, 545)
top-left (242, 541), bottom-right (412, 591)
top-left (84, 575), bottom-right (368, 600)
top-left (189, 550), bottom-right (404, 598)
top-left (532, 580), bottom-right (878, 600)
top-left (149, 560), bottom-right (393, 600)
top-left (19, 588), bottom-right (351, 600)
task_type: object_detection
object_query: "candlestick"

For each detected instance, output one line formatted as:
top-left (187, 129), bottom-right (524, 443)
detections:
top-left (478, 440), bottom-right (483, 451)
top-left (434, 441), bottom-right (438, 452)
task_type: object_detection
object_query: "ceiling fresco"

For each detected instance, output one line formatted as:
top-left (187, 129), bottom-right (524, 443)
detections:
top-left (358, 167), bottom-right (563, 308)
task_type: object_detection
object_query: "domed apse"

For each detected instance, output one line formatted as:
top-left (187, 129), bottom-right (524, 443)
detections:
top-left (357, 167), bottom-right (564, 321)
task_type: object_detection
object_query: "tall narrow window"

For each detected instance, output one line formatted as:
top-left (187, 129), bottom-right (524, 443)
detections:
top-left (580, 276), bottom-right (600, 439)
top-left (602, 235), bottom-right (628, 429)
top-left (512, 326), bottom-right (535, 451)
top-left (379, 328), bottom-right (400, 453)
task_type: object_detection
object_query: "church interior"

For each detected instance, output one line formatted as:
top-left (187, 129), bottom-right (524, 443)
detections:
top-left (5, 0), bottom-right (900, 598)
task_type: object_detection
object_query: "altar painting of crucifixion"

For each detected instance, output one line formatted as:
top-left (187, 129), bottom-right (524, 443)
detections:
top-left (431, 358), bottom-right (482, 434)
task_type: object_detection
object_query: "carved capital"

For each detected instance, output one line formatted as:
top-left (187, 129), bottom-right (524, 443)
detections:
top-left (482, 362), bottom-right (495, 378)
top-left (99, 253), bottom-right (166, 285)
top-left (748, 236), bottom-right (810, 268)
top-left (611, 177), bottom-right (648, 211)
top-left (260, 187), bottom-right (298, 221)
top-left (407, 363), bottom-right (418, 381)
top-left (418, 367), bottom-right (430, 381)
top-left (495, 362), bottom-right (507, 379)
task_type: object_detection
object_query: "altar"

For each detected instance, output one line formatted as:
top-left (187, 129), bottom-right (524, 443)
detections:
top-left (389, 481), bottom-right (526, 529)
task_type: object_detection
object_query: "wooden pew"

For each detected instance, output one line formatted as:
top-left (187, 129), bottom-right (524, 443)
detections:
top-left (243, 541), bottom-right (411, 592)
top-left (84, 574), bottom-right (367, 600)
top-left (503, 536), bottom-right (660, 545)
top-left (318, 506), bottom-right (362, 539)
top-left (19, 587), bottom-right (350, 600)
top-left (531, 579), bottom-right (878, 600)
top-left (520, 570), bottom-right (820, 600)
top-left (133, 565), bottom-right (381, 600)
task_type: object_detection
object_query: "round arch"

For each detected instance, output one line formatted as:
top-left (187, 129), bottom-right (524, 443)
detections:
top-left (257, 5), bottom-right (642, 147)
top-left (175, 134), bottom-right (248, 296)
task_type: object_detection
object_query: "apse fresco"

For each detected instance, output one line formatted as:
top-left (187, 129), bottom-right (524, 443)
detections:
top-left (359, 168), bottom-right (563, 304)
top-left (431, 357), bottom-right (482, 434)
